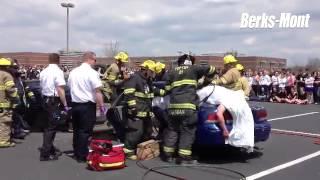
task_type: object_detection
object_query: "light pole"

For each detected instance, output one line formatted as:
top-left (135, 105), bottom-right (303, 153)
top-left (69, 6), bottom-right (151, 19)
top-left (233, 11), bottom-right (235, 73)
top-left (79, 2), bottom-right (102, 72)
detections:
top-left (61, 2), bottom-right (75, 54)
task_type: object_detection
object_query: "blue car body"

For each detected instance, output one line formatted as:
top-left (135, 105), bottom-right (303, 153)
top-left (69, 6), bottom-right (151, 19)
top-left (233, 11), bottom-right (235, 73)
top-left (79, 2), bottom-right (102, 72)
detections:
top-left (195, 103), bottom-right (271, 146)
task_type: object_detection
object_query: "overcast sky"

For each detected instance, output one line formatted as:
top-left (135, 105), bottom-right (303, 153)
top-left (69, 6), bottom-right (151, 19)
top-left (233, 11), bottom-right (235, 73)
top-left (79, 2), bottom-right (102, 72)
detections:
top-left (1, 0), bottom-right (319, 65)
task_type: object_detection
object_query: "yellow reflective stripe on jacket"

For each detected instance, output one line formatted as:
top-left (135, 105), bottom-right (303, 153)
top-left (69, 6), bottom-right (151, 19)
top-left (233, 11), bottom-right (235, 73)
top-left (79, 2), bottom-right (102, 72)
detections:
top-left (165, 85), bottom-right (171, 91)
top-left (134, 92), bottom-right (154, 98)
top-left (169, 103), bottom-right (196, 110)
top-left (0, 85), bottom-right (5, 90)
top-left (127, 100), bottom-right (136, 106)
top-left (0, 102), bottom-right (10, 108)
top-left (4, 80), bottom-right (14, 87)
top-left (11, 90), bottom-right (18, 97)
top-left (107, 75), bottom-right (116, 80)
top-left (209, 66), bottom-right (215, 74)
top-left (220, 77), bottom-right (228, 85)
top-left (137, 111), bottom-right (147, 117)
top-left (163, 146), bottom-right (175, 153)
top-left (171, 79), bottom-right (197, 88)
top-left (27, 92), bottom-right (34, 97)
top-left (178, 149), bottom-right (192, 156)
top-left (124, 88), bottom-right (135, 94)
top-left (159, 89), bottom-right (165, 96)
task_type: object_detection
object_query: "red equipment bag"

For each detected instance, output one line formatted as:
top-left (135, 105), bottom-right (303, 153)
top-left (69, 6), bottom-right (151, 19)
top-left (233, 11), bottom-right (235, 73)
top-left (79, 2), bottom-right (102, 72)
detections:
top-left (87, 139), bottom-right (126, 171)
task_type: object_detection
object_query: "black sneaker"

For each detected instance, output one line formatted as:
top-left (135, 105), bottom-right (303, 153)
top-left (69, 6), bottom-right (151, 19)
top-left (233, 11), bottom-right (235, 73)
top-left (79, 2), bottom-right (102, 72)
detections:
top-left (40, 154), bottom-right (59, 161)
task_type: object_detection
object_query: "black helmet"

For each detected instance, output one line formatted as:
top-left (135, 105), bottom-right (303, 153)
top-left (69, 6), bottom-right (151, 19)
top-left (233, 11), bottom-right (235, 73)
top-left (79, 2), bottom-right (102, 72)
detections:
top-left (177, 54), bottom-right (195, 66)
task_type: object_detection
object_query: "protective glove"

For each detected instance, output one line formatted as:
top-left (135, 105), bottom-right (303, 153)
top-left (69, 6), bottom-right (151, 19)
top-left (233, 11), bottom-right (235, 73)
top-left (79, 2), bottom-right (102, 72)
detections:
top-left (63, 106), bottom-right (72, 113)
top-left (99, 105), bottom-right (107, 116)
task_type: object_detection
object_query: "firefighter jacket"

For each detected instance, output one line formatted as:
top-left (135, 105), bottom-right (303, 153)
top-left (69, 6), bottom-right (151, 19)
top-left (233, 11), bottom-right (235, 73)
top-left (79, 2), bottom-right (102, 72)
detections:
top-left (0, 70), bottom-right (20, 109)
top-left (14, 77), bottom-right (36, 110)
top-left (168, 65), bottom-right (215, 112)
top-left (239, 76), bottom-right (251, 97)
top-left (102, 63), bottom-right (125, 98)
top-left (213, 67), bottom-right (242, 91)
top-left (123, 72), bottom-right (154, 119)
top-left (152, 71), bottom-right (169, 97)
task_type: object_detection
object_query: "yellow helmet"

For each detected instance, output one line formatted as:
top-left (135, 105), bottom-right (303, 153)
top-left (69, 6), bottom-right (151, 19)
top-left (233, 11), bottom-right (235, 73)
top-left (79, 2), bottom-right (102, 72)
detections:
top-left (223, 55), bottom-right (238, 64)
top-left (0, 58), bottom-right (12, 66)
top-left (114, 52), bottom-right (129, 63)
top-left (155, 62), bottom-right (166, 74)
top-left (236, 64), bottom-right (244, 71)
top-left (140, 60), bottom-right (156, 72)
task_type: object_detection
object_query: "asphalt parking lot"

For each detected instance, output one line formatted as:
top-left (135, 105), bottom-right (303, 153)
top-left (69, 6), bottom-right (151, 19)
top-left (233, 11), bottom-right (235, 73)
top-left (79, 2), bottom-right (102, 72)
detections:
top-left (1, 102), bottom-right (320, 180)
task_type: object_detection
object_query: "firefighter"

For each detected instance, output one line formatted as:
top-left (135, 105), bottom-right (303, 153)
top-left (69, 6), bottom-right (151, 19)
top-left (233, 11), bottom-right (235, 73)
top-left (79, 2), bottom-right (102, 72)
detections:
top-left (0, 58), bottom-right (20, 148)
top-left (9, 60), bottom-right (36, 139)
top-left (162, 54), bottom-right (215, 164)
top-left (152, 62), bottom-right (169, 139)
top-left (212, 55), bottom-right (242, 91)
top-left (236, 64), bottom-right (251, 98)
top-left (102, 51), bottom-right (130, 103)
top-left (122, 60), bottom-right (156, 160)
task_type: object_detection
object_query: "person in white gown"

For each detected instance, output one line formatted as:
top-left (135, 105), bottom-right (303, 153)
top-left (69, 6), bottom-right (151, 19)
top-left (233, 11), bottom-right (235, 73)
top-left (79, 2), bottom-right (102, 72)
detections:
top-left (197, 85), bottom-right (254, 152)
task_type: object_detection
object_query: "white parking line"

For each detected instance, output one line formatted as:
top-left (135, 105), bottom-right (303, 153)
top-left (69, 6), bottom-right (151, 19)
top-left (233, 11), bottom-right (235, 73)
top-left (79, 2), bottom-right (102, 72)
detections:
top-left (246, 150), bottom-right (320, 180)
top-left (269, 112), bottom-right (319, 121)
top-left (272, 128), bottom-right (320, 138)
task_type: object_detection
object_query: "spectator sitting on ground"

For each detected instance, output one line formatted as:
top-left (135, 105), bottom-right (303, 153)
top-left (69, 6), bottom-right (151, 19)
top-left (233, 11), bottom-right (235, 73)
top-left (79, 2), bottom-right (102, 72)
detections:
top-left (295, 88), bottom-right (308, 104)
top-left (270, 87), bottom-right (287, 103)
top-left (286, 87), bottom-right (299, 104)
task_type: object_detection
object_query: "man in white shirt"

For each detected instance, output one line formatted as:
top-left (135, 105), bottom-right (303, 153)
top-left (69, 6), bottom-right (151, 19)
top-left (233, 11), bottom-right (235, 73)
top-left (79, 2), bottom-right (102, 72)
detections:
top-left (259, 71), bottom-right (271, 98)
top-left (39, 53), bottom-right (68, 161)
top-left (68, 51), bottom-right (105, 163)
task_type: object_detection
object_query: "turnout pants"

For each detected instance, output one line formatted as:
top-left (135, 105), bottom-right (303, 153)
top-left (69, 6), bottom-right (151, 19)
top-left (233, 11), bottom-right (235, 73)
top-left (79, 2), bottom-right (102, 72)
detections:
top-left (41, 97), bottom-right (60, 157)
top-left (0, 110), bottom-right (12, 144)
top-left (163, 110), bottom-right (197, 157)
top-left (72, 102), bottom-right (96, 160)
top-left (124, 116), bottom-right (152, 153)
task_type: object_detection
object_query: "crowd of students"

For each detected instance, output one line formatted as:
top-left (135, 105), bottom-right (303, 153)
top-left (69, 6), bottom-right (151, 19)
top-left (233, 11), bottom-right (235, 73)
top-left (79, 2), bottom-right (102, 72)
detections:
top-left (245, 69), bottom-right (320, 104)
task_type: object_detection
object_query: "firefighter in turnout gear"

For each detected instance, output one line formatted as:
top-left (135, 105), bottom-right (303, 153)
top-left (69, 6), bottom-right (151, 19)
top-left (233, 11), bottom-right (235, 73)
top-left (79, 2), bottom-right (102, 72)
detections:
top-left (102, 51), bottom-right (130, 102)
top-left (212, 55), bottom-right (242, 91)
top-left (236, 64), bottom-right (251, 98)
top-left (152, 62), bottom-right (169, 139)
top-left (123, 60), bottom-right (156, 160)
top-left (9, 60), bottom-right (36, 139)
top-left (162, 54), bottom-right (215, 164)
top-left (0, 58), bottom-right (20, 148)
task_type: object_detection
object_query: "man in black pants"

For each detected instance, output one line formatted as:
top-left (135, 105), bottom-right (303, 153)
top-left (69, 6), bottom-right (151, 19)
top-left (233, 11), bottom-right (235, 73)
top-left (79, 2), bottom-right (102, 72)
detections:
top-left (39, 53), bottom-right (68, 161)
top-left (68, 52), bottom-right (105, 162)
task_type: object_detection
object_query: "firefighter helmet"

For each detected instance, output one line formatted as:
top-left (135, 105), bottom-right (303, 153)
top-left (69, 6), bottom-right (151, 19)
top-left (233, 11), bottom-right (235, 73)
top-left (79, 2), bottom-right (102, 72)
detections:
top-left (236, 64), bottom-right (244, 71)
top-left (223, 55), bottom-right (238, 64)
top-left (114, 52), bottom-right (129, 63)
top-left (0, 58), bottom-right (12, 66)
top-left (155, 62), bottom-right (166, 74)
top-left (140, 60), bottom-right (156, 72)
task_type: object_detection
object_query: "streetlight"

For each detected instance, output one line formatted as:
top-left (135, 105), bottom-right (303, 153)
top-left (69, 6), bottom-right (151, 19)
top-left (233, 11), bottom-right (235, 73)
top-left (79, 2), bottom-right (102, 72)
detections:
top-left (61, 2), bottom-right (75, 54)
